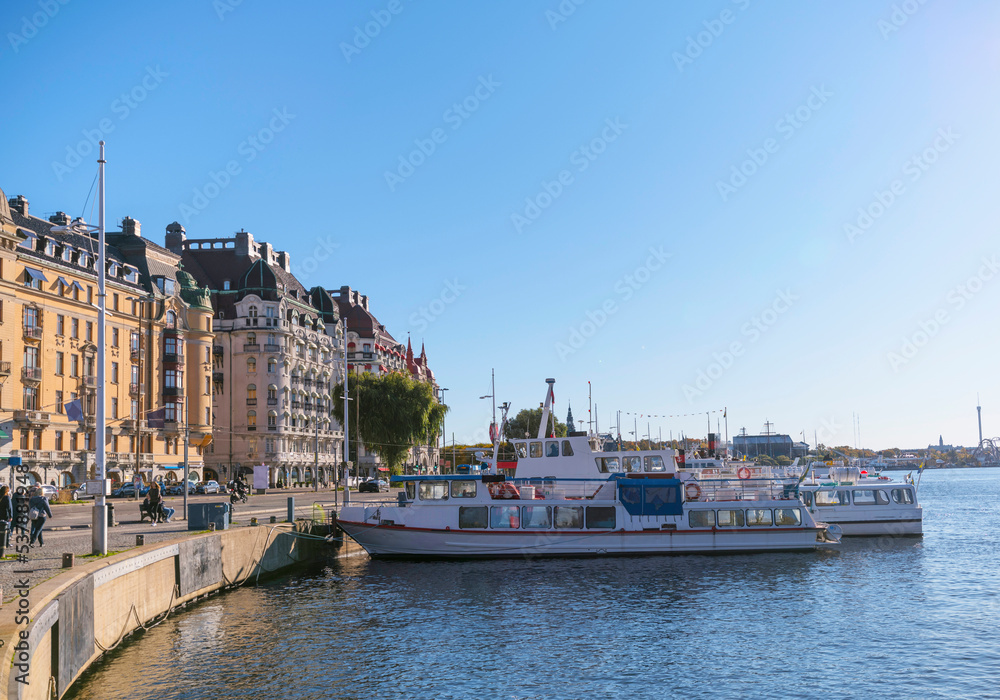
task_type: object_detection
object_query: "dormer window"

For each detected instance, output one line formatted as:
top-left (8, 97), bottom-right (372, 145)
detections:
top-left (78, 252), bottom-right (88, 267)
top-left (18, 232), bottom-right (36, 251)
top-left (155, 276), bottom-right (175, 295)
top-left (223, 280), bottom-right (231, 291)
top-left (124, 266), bottom-right (138, 283)
top-left (44, 240), bottom-right (56, 256)
top-left (248, 306), bottom-right (258, 319)
top-left (108, 262), bottom-right (118, 277)
top-left (62, 246), bottom-right (74, 263)
top-left (166, 310), bottom-right (177, 329)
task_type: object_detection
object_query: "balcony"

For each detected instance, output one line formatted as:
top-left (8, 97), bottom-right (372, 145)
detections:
top-left (213, 372), bottom-right (224, 383)
top-left (23, 326), bottom-right (42, 341)
top-left (13, 410), bottom-right (50, 425)
top-left (163, 386), bottom-right (183, 397)
top-left (21, 367), bottom-right (42, 382)
top-left (291, 401), bottom-right (302, 410)
top-left (130, 347), bottom-right (142, 362)
top-left (264, 343), bottom-right (281, 353)
top-left (0, 361), bottom-right (10, 376)
top-left (120, 419), bottom-right (146, 431)
top-left (163, 353), bottom-right (184, 367)
top-left (246, 398), bottom-right (257, 406)
top-left (267, 397), bottom-right (278, 406)
top-left (129, 383), bottom-right (144, 396)
top-left (213, 345), bottom-right (223, 356)
top-left (243, 343), bottom-right (260, 352)
top-left (81, 375), bottom-right (98, 388)
top-left (245, 318), bottom-right (259, 327)
top-left (163, 420), bottom-right (180, 433)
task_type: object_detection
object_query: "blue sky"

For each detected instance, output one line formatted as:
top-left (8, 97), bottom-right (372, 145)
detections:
top-left (4, 0), bottom-right (1000, 451)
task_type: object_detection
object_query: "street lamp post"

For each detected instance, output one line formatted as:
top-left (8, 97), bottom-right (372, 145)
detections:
top-left (50, 141), bottom-right (108, 555)
top-left (439, 387), bottom-right (448, 473)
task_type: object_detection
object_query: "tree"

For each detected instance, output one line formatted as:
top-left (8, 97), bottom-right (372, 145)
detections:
top-left (332, 372), bottom-right (447, 475)
top-left (504, 407), bottom-right (567, 440)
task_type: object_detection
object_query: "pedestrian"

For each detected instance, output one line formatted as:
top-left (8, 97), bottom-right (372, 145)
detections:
top-left (148, 480), bottom-right (162, 526)
top-left (27, 486), bottom-right (53, 547)
top-left (0, 485), bottom-right (12, 556)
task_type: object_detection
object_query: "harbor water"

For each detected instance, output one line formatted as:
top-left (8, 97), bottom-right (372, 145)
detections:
top-left (67, 468), bottom-right (1000, 699)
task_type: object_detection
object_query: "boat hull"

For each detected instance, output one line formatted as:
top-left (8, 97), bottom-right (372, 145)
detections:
top-left (338, 519), bottom-right (831, 559)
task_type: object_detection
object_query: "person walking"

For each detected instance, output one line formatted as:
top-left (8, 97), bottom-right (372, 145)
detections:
top-left (0, 485), bottom-right (12, 556)
top-left (148, 481), bottom-right (162, 526)
top-left (27, 486), bottom-right (53, 547)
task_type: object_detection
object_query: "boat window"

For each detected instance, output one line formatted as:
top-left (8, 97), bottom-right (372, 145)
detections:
top-left (561, 440), bottom-right (574, 457)
top-left (716, 509), bottom-right (744, 527)
top-left (529, 442), bottom-right (542, 458)
top-left (688, 510), bottom-right (715, 528)
top-left (459, 506), bottom-right (488, 528)
top-left (891, 488), bottom-right (914, 505)
top-left (853, 489), bottom-right (878, 506)
top-left (546, 441), bottom-right (559, 457)
top-left (450, 480), bottom-right (477, 498)
top-left (619, 485), bottom-right (642, 509)
top-left (644, 455), bottom-right (665, 472)
top-left (746, 509), bottom-right (773, 526)
top-left (554, 506), bottom-right (583, 529)
top-left (774, 508), bottom-right (802, 526)
top-left (874, 490), bottom-right (890, 505)
top-left (586, 507), bottom-right (616, 529)
top-left (814, 490), bottom-right (850, 506)
top-left (405, 482), bottom-right (416, 500)
top-left (622, 456), bottom-right (641, 472)
top-left (490, 505), bottom-right (520, 528)
top-left (521, 506), bottom-right (552, 529)
top-left (516, 443), bottom-right (528, 459)
top-left (418, 481), bottom-right (449, 501)
top-left (800, 491), bottom-right (813, 506)
top-left (595, 457), bottom-right (621, 473)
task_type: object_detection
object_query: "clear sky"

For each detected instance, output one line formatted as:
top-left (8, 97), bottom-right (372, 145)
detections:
top-left (4, 0), bottom-right (1000, 451)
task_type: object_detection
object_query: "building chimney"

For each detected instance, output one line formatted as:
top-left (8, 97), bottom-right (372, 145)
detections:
top-left (275, 251), bottom-right (291, 272)
top-left (49, 211), bottom-right (71, 226)
top-left (361, 294), bottom-right (369, 311)
top-left (8, 195), bottom-right (27, 217)
top-left (121, 216), bottom-right (141, 237)
top-left (235, 229), bottom-right (255, 258)
top-left (260, 242), bottom-right (274, 265)
top-left (165, 221), bottom-right (186, 253)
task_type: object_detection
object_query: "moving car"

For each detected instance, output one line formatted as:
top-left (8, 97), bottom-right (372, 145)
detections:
top-left (165, 482), bottom-right (195, 496)
top-left (67, 483), bottom-right (95, 500)
top-left (195, 480), bottom-right (221, 494)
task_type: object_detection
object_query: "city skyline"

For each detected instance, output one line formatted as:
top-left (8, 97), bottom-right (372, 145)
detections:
top-left (4, 1), bottom-right (1000, 450)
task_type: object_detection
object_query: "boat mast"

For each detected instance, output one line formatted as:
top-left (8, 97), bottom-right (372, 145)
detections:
top-left (537, 378), bottom-right (555, 439)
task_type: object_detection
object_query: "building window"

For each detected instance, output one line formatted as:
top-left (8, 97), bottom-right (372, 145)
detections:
top-left (267, 358), bottom-right (277, 373)
top-left (130, 332), bottom-right (140, 353)
top-left (247, 357), bottom-right (256, 373)
top-left (112, 327), bottom-right (119, 347)
top-left (55, 351), bottom-right (64, 375)
top-left (55, 431), bottom-right (63, 451)
top-left (247, 384), bottom-right (257, 401)
top-left (131, 364), bottom-right (140, 385)
top-left (268, 411), bottom-right (277, 429)
top-left (111, 397), bottom-right (119, 419)
top-left (71, 318), bottom-right (79, 338)
top-left (86, 321), bottom-right (93, 342)
top-left (112, 293), bottom-right (119, 311)
top-left (164, 335), bottom-right (179, 355)
top-left (111, 362), bottom-right (119, 383)
top-left (56, 314), bottom-right (64, 335)
top-left (205, 376), bottom-right (210, 395)
top-left (165, 369), bottom-right (182, 389)
top-left (131, 399), bottom-right (139, 419)
top-left (84, 432), bottom-right (92, 450)
top-left (247, 410), bottom-right (256, 430)
top-left (70, 355), bottom-right (79, 376)
top-left (23, 386), bottom-right (38, 410)
top-left (223, 280), bottom-right (231, 290)
top-left (165, 402), bottom-right (177, 421)
top-left (19, 431), bottom-right (28, 450)
top-left (23, 306), bottom-right (39, 329)
top-left (248, 306), bottom-right (258, 319)
top-left (55, 390), bottom-right (63, 413)
top-left (206, 407), bottom-right (211, 425)
top-left (166, 310), bottom-right (176, 328)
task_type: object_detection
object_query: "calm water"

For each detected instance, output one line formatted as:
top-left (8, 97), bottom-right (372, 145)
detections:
top-left (68, 469), bottom-right (1000, 700)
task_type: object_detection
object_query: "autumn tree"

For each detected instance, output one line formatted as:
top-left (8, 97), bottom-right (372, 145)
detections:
top-left (504, 407), bottom-right (567, 440)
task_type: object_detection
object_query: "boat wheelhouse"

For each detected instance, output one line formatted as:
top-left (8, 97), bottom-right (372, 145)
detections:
top-left (795, 466), bottom-right (922, 536)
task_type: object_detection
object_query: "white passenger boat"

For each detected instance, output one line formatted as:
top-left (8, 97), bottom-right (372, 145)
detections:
top-left (795, 466), bottom-right (922, 536)
top-left (337, 379), bottom-right (842, 558)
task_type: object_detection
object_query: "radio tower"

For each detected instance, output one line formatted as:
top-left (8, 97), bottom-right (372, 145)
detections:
top-left (977, 394), bottom-right (983, 447)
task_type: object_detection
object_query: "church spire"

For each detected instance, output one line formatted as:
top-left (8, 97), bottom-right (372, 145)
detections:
top-left (566, 402), bottom-right (576, 432)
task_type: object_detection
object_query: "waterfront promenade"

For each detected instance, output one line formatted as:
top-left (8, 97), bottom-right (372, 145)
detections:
top-left (1, 488), bottom-right (387, 602)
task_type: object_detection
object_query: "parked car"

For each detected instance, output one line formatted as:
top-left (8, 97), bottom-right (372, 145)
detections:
top-left (37, 484), bottom-right (59, 499)
top-left (66, 483), bottom-right (95, 500)
top-left (358, 479), bottom-right (389, 493)
top-left (195, 480), bottom-right (221, 494)
top-left (112, 483), bottom-right (150, 498)
top-left (165, 482), bottom-right (194, 496)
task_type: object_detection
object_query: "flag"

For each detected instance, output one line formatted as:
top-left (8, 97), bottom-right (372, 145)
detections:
top-left (65, 399), bottom-right (84, 422)
top-left (723, 407), bottom-right (727, 418)
top-left (146, 407), bottom-right (165, 429)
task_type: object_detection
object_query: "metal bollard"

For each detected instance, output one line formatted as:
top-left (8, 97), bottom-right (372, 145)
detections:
top-left (270, 516), bottom-right (276, 524)
top-left (135, 535), bottom-right (144, 546)
top-left (62, 553), bottom-right (74, 568)
top-left (287, 497), bottom-right (295, 523)
top-left (107, 502), bottom-right (116, 527)
top-left (250, 517), bottom-right (258, 526)
top-left (208, 522), bottom-right (216, 532)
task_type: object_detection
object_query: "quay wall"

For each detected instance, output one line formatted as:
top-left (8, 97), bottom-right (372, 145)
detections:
top-left (0, 524), bottom-right (364, 699)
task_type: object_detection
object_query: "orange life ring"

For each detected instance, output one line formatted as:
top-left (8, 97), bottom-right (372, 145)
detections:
top-left (684, 482), bottom-right (701, 500)
top-left (737, 467), bottom-right (751, 480)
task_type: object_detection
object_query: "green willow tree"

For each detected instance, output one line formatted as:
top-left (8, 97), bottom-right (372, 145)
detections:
top-left (332, 372), bottom-right (447, 475)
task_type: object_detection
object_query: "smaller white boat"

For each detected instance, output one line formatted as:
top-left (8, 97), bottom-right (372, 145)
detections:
top-left (795, 465), bottom-right (922, 536)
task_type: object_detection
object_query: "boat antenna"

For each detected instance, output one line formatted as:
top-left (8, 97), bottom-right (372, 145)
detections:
top-left (490, 402), bottom-right (510, 475)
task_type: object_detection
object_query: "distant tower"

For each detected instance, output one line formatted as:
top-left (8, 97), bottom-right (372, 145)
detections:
top-left (566, 402), bottom-right (576, 432)
top-left (939, 435), bottom-right (944, 448)
top-left (978, 394), bottom-right (984, 446)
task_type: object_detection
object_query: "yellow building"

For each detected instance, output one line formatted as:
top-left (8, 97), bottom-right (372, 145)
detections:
top-left (0, 189), bottom-right (214, 488)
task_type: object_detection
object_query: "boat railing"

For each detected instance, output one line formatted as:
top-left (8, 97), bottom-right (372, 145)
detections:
top-left (491, 478), bottom-right (615, 501)
top-left (689, 478), bottom-right (799, 503)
